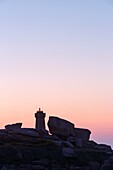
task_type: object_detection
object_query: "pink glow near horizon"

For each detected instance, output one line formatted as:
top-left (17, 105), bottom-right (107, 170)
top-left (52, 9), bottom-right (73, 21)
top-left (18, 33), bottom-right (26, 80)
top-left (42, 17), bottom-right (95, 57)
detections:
top-left (0, 0), bottom-right (113, 147)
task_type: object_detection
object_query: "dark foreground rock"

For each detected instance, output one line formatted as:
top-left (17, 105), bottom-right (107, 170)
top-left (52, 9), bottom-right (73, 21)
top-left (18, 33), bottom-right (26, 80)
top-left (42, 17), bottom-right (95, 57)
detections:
top-left (48, 116), bottom-right (75, 137)
top-left (0, 115), bottom-right (112, 170)
top-left (74, 128), bottom-right (91, 143)
top-left (5, 123), bottom-right (22, 130)
top-left (0, 139), bottom-right (112, 170)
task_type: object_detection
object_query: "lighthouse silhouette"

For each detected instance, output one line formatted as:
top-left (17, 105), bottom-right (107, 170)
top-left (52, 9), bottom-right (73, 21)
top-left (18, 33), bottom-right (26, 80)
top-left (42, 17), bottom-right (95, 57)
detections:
top-left (35, 108), bottom-right (46, 130)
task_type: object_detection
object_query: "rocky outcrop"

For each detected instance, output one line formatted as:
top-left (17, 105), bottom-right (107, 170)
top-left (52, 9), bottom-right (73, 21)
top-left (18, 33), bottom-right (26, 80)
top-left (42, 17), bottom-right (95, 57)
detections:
top-left (62, 147), bottom-right (76, 158)
top-left (88, 161), bottom-right (100, 170)
top-left (74, 128), bottom-right (91, 143)
top-left (5, 123), bottom-right (22, 130)
top-left (100, 164), bottom-right (113, 170)
top-left (94, 144), bottom-right (112, 152)
top-left (0, 128), bottom-right (49, 144)
top-left (7, 128), bottom-right (45, 138)
top-left (67, 136), bottom-right (83, 148)
top-left (0, 113), bottom-right (112, 170)
top-left (48, 116), bottom-right (75, 137)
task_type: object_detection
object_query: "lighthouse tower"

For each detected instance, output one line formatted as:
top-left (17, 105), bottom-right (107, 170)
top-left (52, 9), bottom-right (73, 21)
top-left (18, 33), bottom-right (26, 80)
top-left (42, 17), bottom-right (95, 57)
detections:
top-left (35, 108), bottom-right (46, 130)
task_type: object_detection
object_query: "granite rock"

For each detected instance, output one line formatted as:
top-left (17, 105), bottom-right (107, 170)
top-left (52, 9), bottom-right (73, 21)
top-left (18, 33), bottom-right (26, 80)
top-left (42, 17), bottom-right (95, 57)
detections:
top-left (48, 116), bottom-right (75, 137)
top-left (5, 123), bottom-right (22, 130)
top-left (62, 147), bottom-right (76, 158)
top-left (74, 128), bottom-right (91, 143)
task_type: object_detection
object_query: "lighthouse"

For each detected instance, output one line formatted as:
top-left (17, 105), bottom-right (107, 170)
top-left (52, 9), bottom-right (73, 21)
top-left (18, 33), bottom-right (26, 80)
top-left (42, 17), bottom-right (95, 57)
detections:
top-left (35, 108), bottom-right (46, 130)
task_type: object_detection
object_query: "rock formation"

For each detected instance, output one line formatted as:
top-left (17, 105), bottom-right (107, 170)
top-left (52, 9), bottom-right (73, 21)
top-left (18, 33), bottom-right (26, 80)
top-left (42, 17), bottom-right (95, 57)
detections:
top-left (5, 123), bottom-right (22, 130)
top-left (0, 109), bottom-right (112, 170)
top-left (48, 116), bottom-right (75, 137)
top-left (74, 128), bottom-right (91, 143)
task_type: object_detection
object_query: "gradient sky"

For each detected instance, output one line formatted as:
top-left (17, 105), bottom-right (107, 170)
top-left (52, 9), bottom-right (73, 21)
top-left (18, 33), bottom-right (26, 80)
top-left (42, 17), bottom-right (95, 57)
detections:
top-left (0, 0), bottom-right (113, 147)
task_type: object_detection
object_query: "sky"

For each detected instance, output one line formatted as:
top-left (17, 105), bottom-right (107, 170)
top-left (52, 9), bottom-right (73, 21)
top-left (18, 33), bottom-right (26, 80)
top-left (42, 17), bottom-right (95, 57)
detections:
top-left (0, 0), bottom-right (113, 147)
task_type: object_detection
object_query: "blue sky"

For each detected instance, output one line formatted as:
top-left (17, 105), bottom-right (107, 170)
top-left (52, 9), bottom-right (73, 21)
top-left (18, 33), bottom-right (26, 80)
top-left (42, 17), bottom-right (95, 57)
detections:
top-left (0, 0), bottom-right (113, 147)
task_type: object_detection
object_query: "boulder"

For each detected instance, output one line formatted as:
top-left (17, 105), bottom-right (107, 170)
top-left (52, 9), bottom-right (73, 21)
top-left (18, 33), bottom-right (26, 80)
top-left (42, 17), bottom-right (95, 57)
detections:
top-left (72, 167), bottom-right (83, 170)
top-left (74, 128), bottom-right (91, 143)
top-left (86, 140), bottom-right (97, 148)
top-left (32, 159), bottom-right (49, 167)
top-left (0, 129), bottom-right (41, 143)
top-left (88, 161), bottom-right (100, 170)
top-left (53, 141), bottom-right (62, 147)
top-left (31, 165), bottom-right (47, 170)
top-left (14, 151), bottom-right (23, 161)
top-left (5, 123), bottom-right (22, 130)
top-left (62, 147), bottom-right (76, 158)
top-left (63, 141), bottom-right (75, 149)
top-left (19, 164), bottom-right (32, 170)
top-left (108, 156), bottom-right (113, 164)
top-left (48, 116), bottom-right (75, 137)
top-left (95, 144), bottom-right (112, 152)
top-left (84, 166), bottom-right (90, 170)
top-left (8, 128), bottom-right (40, 138)
top-left (0, 167), bottom-right (7, 170)
top-left (70, 167), bottom-right (83, 170)
top-left (44, 134), bottom-right (60, 141)
top-left (100, 163), bottom-right (113, 170)
top-left (75, 138), bottom-right (83, 148)
top-left (67, 136), bottom-right (83, 148)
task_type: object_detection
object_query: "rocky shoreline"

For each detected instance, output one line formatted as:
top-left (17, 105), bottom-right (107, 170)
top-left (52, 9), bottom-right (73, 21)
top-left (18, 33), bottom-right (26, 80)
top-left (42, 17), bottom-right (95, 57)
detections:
top-left (0, 111), bottom-right (113, 170)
